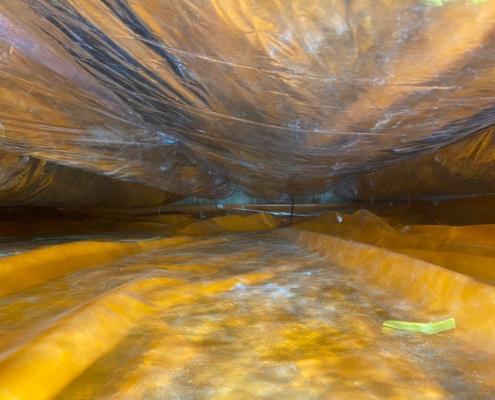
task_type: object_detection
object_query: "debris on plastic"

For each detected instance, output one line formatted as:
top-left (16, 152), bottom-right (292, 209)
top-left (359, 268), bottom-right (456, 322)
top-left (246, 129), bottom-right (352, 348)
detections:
top-left (383, 317), bottom-right (456, 335)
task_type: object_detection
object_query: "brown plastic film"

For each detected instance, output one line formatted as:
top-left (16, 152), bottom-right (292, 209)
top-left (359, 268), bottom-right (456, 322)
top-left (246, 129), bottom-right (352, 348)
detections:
top-left (336, 128), bottom-right (495, 201)
top-left (2, 1), bottom-right (495, 204)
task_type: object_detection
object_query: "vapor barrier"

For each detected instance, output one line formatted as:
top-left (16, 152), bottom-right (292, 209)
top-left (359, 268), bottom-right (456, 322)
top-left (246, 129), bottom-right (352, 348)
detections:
top-left (0, 212), bottom-right (495, 399)
top-left (2, 1), bottom-right (495, 206)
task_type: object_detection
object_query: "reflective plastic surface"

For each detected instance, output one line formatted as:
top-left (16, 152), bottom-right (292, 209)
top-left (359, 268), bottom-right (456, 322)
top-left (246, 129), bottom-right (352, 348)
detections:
top-left (0, 213), bottom-right (495, 399)
top-left (2, 1), bottom-right (495, 204)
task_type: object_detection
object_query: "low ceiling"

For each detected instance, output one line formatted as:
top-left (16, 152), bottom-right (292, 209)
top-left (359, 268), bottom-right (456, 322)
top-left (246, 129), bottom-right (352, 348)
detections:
top-left (1, 0), bottom-right (495, 207)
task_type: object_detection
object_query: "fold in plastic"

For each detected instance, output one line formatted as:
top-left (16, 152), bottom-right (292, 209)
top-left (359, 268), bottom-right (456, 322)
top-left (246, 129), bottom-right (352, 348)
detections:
top-left (1, 1), bottom-right (495, 206)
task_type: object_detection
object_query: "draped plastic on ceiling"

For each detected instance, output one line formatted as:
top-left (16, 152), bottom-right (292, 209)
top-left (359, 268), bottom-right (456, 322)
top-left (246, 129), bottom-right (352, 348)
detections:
top-left (1, 0), bottom-right (495, 206)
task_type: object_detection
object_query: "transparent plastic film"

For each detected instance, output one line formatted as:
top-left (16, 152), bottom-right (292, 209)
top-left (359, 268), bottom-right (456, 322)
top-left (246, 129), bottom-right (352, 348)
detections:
top-left (1, 1), bottom-right (495, 205)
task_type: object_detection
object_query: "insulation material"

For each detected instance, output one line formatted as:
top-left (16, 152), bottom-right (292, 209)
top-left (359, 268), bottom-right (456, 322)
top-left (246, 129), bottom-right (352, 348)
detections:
top-left (0, 214), bottom-right (495, 398)
top-left (1, 1), bottom-right (495, 204)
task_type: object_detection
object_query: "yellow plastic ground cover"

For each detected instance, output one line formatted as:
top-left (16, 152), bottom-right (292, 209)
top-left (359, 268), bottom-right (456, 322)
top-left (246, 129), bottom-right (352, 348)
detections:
top-left (180, 213), bottom-right (279, 235)
top-left (0, 213), bottom-right (283, 299)
top-left (0, 236), bottom-right (192, 298)
top-left (284, 228), bottom-right (495, 349)
top-left (0, 212), bottom-right (494, 398)
top-left (296, 210), bottom-right (495, 282)
top-left (0, 271), bottom-right (273, 400)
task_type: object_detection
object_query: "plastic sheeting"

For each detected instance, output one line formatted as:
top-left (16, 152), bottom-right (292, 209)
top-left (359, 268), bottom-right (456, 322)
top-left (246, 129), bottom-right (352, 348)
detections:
top-left (1, 213), bottom-right (495, 398)
top-left (2, 1), bottom-right (495, 205)
top-left (335, 127), bottom-right (495, 201)
top-left (0, 150), bottom-right (179, 207)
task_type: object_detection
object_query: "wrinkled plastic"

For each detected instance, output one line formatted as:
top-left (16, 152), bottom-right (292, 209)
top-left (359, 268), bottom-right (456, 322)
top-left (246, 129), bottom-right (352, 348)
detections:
top-left (1, 213), bottom-right (495, 398)
top-left (0, 150), bottom-right (179, 207)
top-left (2, 1), bottom-right (495, 205)
top-left (335, 128), bottom-right (495, 201)
top-left (295, 208), bottom-right (495, 283)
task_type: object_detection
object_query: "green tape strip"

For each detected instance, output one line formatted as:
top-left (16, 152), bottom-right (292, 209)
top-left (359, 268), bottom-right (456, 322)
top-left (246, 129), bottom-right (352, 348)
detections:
top-left (423, 0), bottom-right (446, 6)
top-left (422, 0), bottom-right (485, 6)
top-left (383, 317), bottom-right (456, 335)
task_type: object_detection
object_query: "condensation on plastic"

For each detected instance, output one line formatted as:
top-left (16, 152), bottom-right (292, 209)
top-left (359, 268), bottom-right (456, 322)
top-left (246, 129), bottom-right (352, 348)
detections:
top-left (2, 0), bottom-right (495, 206)
top-left (1, 213), bottom-right (495, 398)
